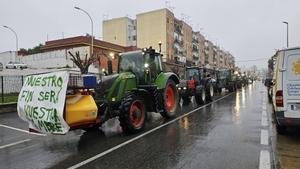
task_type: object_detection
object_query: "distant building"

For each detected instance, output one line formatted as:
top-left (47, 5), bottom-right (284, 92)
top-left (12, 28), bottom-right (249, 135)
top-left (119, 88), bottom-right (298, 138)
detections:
top-left (192, 32), bottom-right (205, 66)
top-left (0, 51), bottom-right (17, 66)
top-left (19, 35), bottom-right (137, 72)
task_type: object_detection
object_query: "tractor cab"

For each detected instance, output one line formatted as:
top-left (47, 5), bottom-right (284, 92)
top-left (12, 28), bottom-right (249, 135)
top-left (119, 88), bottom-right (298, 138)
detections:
top-left (118, 47), bottom-right (162, 85)
top-left (185, 67), bottom-right (204, 82)
top-left (216, 69), bottom-right (232, 80)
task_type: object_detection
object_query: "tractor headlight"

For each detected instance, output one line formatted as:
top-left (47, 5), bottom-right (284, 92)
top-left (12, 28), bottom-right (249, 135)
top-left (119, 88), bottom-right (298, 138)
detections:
top-left (183, 87), bottom-right (187, 90)
top-left (144, 63), bottom-right (149, 68)
top-left (178, 87), bottom-right (181, 90)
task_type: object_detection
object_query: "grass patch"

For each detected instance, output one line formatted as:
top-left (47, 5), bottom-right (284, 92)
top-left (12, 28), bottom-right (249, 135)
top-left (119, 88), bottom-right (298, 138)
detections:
top-left (0, 94), bottom-right (18, 103)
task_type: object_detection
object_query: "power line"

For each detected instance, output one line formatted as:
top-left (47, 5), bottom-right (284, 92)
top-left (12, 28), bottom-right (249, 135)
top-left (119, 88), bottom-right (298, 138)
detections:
top-left (235, 57), bottom-right (270, 62)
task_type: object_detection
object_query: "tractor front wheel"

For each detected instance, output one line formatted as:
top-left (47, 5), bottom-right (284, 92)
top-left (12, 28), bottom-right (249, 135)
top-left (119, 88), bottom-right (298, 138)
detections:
top-left (161, 80), bottom-right (178, 119)
top-left (119, 94), bottom-right (146, 134)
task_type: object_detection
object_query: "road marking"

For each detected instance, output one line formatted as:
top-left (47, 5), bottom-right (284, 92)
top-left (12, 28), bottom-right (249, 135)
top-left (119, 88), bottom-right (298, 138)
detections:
top-left (259, 150), bottom-right (271, 169)
top-left (262, 110), bottom-right (267, 117)
top-left (260, 130), bottom-right (269, 145)
top-left (261, 116), bottom-right (268, 127)
top-left (0, 124), bottom-right (46, 136)
top-left (67, 93), bottom-right (233, 169)
top-left (0, 139), bottom-right (31, 150)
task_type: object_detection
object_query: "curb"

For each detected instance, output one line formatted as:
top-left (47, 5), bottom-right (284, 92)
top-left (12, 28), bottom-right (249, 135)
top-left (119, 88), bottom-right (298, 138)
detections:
top-left (0, 102), bottom-right (17, 114)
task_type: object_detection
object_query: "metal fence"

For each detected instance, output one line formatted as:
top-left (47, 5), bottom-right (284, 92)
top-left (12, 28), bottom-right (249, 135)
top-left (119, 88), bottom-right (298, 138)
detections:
top-left (0, 72), bottom-right (102, 104)
top-left (0, 75), bottom-right (24, 103)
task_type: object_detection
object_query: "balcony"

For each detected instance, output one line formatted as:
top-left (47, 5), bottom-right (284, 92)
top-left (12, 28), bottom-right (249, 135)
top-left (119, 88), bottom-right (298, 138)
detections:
top-left (173, 45), bottom-right (184, 57)
top-left (193, 54), bottom-right (199, 60)
top-left (174, 37), bottom-right (184, 46)
top-left (174, 25), bottom-right (183, 35)
top-left (192, 45), bottom-right (198, 52)
top-left (192, 37), bottom-right (199, 43)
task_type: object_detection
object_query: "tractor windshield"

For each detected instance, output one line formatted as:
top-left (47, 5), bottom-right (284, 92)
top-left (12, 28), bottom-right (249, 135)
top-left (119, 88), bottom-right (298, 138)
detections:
top-left (118, 51), bottom-right (144, 74)
top-left (217, 70), bottom-right (230, 79)
top-left (186, 68), bottom-right (201, 81)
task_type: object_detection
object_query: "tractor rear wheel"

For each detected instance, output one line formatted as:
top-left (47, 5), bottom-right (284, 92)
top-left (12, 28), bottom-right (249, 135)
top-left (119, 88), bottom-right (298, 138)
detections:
top-left (119, 94), bottom-right (146, 134)
top-left (161, 80), bottom-right (178, 119)
top-left (206, 84), bottom-right (214, 102)
top-left (195, 88), bottom-right (206, 105)
top-left (228, 86), bottom-right (234, 92)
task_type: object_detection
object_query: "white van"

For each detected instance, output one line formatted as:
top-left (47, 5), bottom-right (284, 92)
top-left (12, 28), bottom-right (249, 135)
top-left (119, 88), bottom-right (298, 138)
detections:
top-left (272, 47), bottom-right (300, 134)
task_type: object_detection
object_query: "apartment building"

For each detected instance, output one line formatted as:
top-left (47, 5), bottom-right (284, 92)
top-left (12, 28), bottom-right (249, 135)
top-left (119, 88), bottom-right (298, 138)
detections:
top-left (192, 32), bottom-right (205, 66)
top-left (103, 17), bottom-right (136, 47)
top-left (102, 8), bottom-right (235, 68)
top-left (173, 18), bottom-right (185, 63)
top-left (204, 40), bottom-right (214, 67)
top-left (182, 21), bottom-right (193, 65)
top-left (136, 9), bottom-right (172, 62)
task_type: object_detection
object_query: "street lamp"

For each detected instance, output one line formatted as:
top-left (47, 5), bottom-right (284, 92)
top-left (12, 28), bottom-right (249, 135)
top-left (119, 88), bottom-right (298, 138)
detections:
top-left (3, 25), bottom-right (18, 61)
top-left (282, 21), bottom-right (289, 48)
top-left (74, 6), bottom-right (94, 56)
top-left (109, 52), bottom-right (115, 60)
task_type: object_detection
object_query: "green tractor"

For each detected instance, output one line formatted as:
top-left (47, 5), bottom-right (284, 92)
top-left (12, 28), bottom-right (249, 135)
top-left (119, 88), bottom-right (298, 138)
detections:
top-left (232, 71), bottom-right (242, 89)
top-left (70, 47), bottom-right (180, 134)
top-left (215, 69), bottom-right (236, 93)
top-left (240, 72), bottom-right (249, 86)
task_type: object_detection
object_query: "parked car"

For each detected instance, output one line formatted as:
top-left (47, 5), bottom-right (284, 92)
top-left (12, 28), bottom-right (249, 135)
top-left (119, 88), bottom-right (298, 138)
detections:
top-left (272, 47), bottom-right (300, 134)
top-left (0, 62), bottom-right (3, 71)
top-left (6, 61), bottom-right (27, 69)
top-left (264, 78), bottom-right (273, 102)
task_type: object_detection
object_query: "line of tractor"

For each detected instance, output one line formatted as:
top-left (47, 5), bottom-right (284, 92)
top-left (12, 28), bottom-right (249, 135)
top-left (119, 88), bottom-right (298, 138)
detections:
top-left (19, 45), bottom-right (255, 135)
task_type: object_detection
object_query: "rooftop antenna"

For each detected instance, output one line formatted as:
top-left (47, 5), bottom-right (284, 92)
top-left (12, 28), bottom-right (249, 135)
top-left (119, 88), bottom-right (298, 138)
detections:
top-left (181, 13), bottom-right (187, 22)
top-left (165, 1), bottom-right (174, 12)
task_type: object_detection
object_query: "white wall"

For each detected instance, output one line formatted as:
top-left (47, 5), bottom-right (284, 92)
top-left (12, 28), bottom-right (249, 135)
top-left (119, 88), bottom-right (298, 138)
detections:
top-left (0, 51), bottom-right (16, 65)
top-left (20, 46), bottom-right (91, 69)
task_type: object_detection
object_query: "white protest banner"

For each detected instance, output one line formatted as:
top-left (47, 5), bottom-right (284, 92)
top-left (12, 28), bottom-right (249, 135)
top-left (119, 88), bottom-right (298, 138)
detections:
top-left (17, 71), bottom-right (70, 134)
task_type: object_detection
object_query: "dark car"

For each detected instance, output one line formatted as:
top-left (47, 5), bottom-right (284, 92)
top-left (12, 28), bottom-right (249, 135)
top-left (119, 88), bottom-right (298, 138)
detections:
top-left (0, 62), bottom-right (3, 71)
top-left (264, 78), bottom-right (273, 102)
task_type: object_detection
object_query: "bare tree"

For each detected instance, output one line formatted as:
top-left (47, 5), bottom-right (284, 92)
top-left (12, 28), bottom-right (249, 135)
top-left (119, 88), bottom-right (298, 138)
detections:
top-left (68, 51), bottom-right (98, 74)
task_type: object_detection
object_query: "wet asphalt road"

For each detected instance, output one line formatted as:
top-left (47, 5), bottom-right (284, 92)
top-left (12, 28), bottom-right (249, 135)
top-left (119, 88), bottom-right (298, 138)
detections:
top-left (0, 82), bottom-right (267, 169)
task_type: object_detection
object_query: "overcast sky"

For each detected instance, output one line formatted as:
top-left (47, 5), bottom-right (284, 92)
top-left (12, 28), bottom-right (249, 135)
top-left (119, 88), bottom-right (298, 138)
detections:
top-left (1, 0), bottom-right (299, 68)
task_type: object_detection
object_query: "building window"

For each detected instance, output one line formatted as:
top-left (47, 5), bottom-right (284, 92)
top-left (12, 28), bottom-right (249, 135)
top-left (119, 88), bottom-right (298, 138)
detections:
top-left (133, 35), bottom-right (136, 41)
top-left (167, 18), bottom-right (170, 23)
